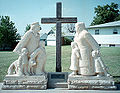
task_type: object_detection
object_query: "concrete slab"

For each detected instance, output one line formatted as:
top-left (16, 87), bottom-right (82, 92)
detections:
top-left (2, 75), bottom-right (48, 90)
top-left (0, 83), bottom-right (120, 93)
top-left (68, 75), bottom-right (116, 90)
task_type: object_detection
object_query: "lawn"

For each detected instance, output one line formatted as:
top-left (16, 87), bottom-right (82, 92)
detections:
top-left (0, 46), bottom-right (120, 82)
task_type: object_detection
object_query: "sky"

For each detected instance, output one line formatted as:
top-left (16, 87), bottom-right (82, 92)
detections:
top-left (0, 0), bottom-right (120, 35)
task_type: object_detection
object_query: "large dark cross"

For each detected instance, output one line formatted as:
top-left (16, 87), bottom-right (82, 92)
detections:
top-left (41, 2), bottom-right (77, 72)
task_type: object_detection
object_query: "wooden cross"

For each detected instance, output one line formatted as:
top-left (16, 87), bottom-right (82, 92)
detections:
top-left (41, 2), bottom-right (77, 72)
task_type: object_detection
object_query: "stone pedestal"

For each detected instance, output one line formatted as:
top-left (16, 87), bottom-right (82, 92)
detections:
top-left (2, 75), bottom-right (48, 90)
top-left (68, 75), bottom-right (116, 90)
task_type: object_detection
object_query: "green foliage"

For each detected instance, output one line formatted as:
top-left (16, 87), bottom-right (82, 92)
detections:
top-left (25, 24), bottom-right (30, 33)
top-left (0, 16), bottom-right (20, 50)
top-left (65, 24), bottom-right (75, 33)
top-left (91, 3), bottom-right (120, 25)
top-left (63, 37), bottom-right (72, 45)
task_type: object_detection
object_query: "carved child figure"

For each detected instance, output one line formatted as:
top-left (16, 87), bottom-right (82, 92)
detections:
top-left (28, 41), bottom-right (46, 75)
top-left (92, 50), bottom-right (110, 77)
top-left (28, 58), bottom-right (36, 75)
top-left (19, 48), bottom-right (29, 75)
top-left (70, 42), bottom-right (81, 75)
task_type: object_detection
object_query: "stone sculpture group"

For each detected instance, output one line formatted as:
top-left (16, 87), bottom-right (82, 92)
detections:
top-left (70, 22), bottom-right (109, 77)
top-left (8, 22), bottom-right (46, 76)
top-left (68, 22), bottom-right (116, 90)
top-left (2, 22), bottom-right (116, 90)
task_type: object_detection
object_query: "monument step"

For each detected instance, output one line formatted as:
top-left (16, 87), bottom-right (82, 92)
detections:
top-left (2, 75), bottom-right (48, 90)
top-left (68, 75), bottom-right (117, 90)
top-left (48, 82), bottom-right (68, 88)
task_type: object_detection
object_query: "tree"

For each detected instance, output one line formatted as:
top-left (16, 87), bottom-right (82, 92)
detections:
top-left (91, 3), bottom-right (120, 25)
top-left (65, 23), bottom-right (75, 33)
top-left (0, 16), bottom-right (20, 50)
top-left (25, 24), bottom-right (30, 33)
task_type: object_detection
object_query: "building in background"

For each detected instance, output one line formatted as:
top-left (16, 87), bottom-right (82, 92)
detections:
top-left (47, 34), bottom-right (56, 46)
top-left (87, 21), bottom-right (120, 47)
top-left (46, 31), bottom-right (75, 46)
top-left (40, 33), bottom-right (48, 46)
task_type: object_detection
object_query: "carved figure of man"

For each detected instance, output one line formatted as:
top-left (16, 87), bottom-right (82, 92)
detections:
top-left (74, 22), bottom-right (100, 75)
top-left (70, 42), bottom-right (81, 75)
top-left (13, 22), bottom-right (46, 75)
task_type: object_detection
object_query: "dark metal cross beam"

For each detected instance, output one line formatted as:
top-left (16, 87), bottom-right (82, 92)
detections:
top-left (41, 2), bottom-right (77, 72)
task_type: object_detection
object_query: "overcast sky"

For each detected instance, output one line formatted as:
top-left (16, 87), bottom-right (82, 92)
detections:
top-left (0, 0), bottom-right (120, 35)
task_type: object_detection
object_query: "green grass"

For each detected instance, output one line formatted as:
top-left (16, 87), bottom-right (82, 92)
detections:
top-left (100, 47), bottom-right (120, 76)
top-left (0, 46), bottom-right (120, 82)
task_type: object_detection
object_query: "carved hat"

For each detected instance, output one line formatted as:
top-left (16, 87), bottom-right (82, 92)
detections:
top-left (31, 22), bottom-right (41, 30)
top-left (31, 22), bottom-right (40, 26)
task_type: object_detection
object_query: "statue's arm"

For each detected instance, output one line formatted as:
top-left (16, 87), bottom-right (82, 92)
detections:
top-left (13, 31), bottom-right (32, 54)
top-left (84, 32), bottom-right (100, 51)
top-left (30, 47), bottom-right (43, 59)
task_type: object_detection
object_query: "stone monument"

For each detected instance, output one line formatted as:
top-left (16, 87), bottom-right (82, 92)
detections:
top-left (68, 22), bottom-right (116, 90)
top-left (41, 2), bottom-right (77, 88)
top-left (2, 22), bottom-right (47, 90)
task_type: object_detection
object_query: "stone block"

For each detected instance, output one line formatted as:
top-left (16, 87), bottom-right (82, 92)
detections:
top-left (2, 75), bottom-right (48, 90)
top-left (68, 75), bottom-right (117, 90)
top-left (5, 80), bottom-right (18, 85)
top-left (2, 85), bottom-right (26, 90)
top-left (26, 85), bottom-right (47, 89)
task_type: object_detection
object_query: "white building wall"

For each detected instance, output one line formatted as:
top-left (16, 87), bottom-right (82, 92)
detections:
top-left (47, 41), bottom-right (56, 46)
top-left (115, 44), bottom-right (120, 47)
top-left (88, 27), bottom-right (120, 35)
top-left (101, 44), bottom-right (109, 47)
top-left (92, 35), bottom-right (120, 47)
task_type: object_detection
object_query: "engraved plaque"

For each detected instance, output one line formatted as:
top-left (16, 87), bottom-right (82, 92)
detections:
top-left (51, 74), bottom-right (65, 79)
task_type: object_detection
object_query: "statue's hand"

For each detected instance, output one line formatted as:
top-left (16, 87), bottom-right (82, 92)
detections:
top-left (92, 51), bottom-right (95, 57)
top-left (29, 58), bottom-right (36, 66)
top-left (92, 50), bottom-right (99, 58)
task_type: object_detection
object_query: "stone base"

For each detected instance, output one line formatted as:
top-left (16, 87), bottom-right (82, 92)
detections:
top-left (2, 75), bottom-right (48, 90)
top-left (68, 75), bottom-right (116, 90)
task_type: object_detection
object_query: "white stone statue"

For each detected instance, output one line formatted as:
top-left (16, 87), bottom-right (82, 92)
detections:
top-left (70, 42), bottom-right (81, 75)
top-left (19, 48), bottom-right (29, 75)
top-left (28, 58), bottom-right (36, 75)
top-left (8, 22), bottom-right (46, 76)
top-left (7, 60), bottom-right (19, 75)
top-left (92, 50), bottom-right (110, 77)
top-left (70, 22), bottom-right (109, 76)
top-left (8, 48), bottom-right (29, 76)
top-left (28, 41), bottom-right (46, 75)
